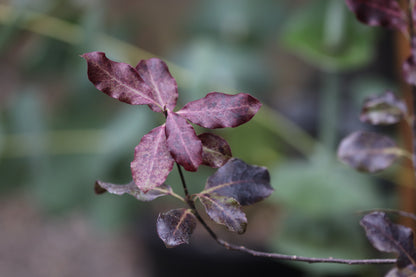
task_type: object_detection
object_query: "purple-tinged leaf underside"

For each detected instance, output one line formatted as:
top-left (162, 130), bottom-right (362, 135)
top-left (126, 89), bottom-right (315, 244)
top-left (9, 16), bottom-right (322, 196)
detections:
top-left (360, 212), bottom-right (416, 268)
top-left (202, 158), bottom-right (273, 206)
top-left (177, 92), bottom-right (262, 129)
top-left (166, 111), bottom-right (202, 171)
top-left (156, 208), bottom-right (197, 248)
top-left (94, 180), bottom-right (173, 202)
top-left (337, 131), bottom-right (400, 173)
top-left (136, 58), bottom-right (178, 113)
top-left (82, 52), bottom-right (159, 106)
top-left (403, 53), bottom-right (416, 86)
top-left (386, 264), bottom-right (416, 277)
top-left (345, 0), bottom-right (407, 33)
top-left (198, 193), bottom-right (247, 234)
top-left (360, 91), bottom-right (407, 125)
top-left (198, 133), bottom-right (232, 168)
top-left (130, 125), bottom-right (174, 192)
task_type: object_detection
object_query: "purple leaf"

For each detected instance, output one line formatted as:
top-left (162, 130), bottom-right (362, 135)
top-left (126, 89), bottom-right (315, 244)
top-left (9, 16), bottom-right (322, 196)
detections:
top-left (94, 180), bottom-right (173, 202)
top-left (198, 193), bottom-right (247, 234)
top-left (156, 208), bottom-right (197, 248)
top-left (177, 92), bottom-right (262, 128)
top-left (337, 131), bottom-right (400, 173)
top-left (360, 212), bottom-right (416, 268)
top-left (198, 133), bottom-right (232, 168)
top-left (403, 52), bottom-right (416, 86)
top-left (202, 158), bottom-right (273, 206)
top-left (345, 0), bottom-right (407, 33)
top-left (130, 125), bottom-right (174, 192)
top-left (360, 91), bottom-right (407, 125)
top-left (386, 264), bottom-right (416, 277)
top-left (136, 58), bottom-right (178, 113)
top-left (81, 52), bottom-right (159, 106)
top-left (165, 111), bottom-right (202, 171)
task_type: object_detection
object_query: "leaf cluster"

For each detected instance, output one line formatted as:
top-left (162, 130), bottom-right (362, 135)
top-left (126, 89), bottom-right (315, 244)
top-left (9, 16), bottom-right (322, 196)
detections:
top-left (340, 1), bottom-right (416, 275)
top-left (83, 52), bottom-right (272, 247)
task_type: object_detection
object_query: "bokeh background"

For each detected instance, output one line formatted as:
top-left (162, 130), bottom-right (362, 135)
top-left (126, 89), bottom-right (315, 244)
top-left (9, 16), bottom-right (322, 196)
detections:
top-left (0, 0), bottom-right (405, 276)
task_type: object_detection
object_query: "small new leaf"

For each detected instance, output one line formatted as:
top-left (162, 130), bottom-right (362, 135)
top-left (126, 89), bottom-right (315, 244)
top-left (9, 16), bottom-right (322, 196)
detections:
top-left (177, 92), bottom-right (262, 128)
top-left (360, 212), bottom-right (416, 268)
top-left (166, 111), bottom-right (203, 171)
top-left (360, 91), bottom-right (407, 125)
top-left (345, 0), bottom-right (407, 34)
top-left (82, 52), bottom-right (158, 106)
top-left (202, 158), bottom-right (273, 206)
top-left (136, 58), bottom-right (178, 113)
top-left (156, 208), bottom-right (197, 248)
top-left (94, 180), bottom-right (172, 202)
top-left (198, 193), bottom-right (247, 234)
top-left (337, 131), bottom-right (400, 173)
top-left (199, 133), bottom-right (232, 168)
top-left (131, 125), bottom-right (174, 192)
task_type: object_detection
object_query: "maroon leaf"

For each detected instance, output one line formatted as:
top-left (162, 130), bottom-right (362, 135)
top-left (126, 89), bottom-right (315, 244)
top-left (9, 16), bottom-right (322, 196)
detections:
top-left (202, 158), bottom-right (273, 206)
top-left (403, 52), bottom-right (416, 86)
top-left (165, 111), bottom-right (202, 171)
top-left (177, 92), bottom-right (262, 129)
top-left (94, 180), bottom-right (173, 202)
top-left (81, 52), bottom-right (159, 107)
top-left (360, 212), bottom-right (416, 268)
top-left (360, 91), bottom-right (407, 125)
top-left (337, 131), bottom-right (400, 173)
top-left (136, 58), bottom-right (178, 113)
top-left (198, 193), bottom-right (247, 234)
top-left (386, 264), bottom-right (416, 277)
top-left (156, 208), bottom-right (197, 248)
top-left (130, 125), bottom-right (174, 192)
top-left (345, 0), bottom-right (407, 33)
top-left (198, 133), bottom-right (232, 168)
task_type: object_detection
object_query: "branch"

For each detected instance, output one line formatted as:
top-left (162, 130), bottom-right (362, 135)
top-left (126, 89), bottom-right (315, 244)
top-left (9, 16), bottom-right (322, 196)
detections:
top-left (175, 164), bottom-right (397, 265)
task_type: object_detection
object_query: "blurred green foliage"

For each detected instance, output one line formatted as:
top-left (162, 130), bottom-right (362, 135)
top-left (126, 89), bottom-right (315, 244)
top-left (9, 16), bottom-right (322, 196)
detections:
top-left (0, 0), bottom-right (400, 275)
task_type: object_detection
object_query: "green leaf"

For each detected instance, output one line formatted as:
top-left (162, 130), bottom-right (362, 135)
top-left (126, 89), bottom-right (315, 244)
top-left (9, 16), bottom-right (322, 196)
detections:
top-left (281, 0), bottom-right (375, 72)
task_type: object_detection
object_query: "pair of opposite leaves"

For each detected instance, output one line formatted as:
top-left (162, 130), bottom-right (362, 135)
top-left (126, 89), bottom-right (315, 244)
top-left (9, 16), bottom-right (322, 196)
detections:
top-left (82, 52), bottom-right (261, 193)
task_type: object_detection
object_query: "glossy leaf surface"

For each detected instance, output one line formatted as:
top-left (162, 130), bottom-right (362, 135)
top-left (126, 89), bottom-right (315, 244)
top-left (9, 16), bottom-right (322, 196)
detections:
top-left (136, 58), bottom-right (178, 113)
top-left (82, 52), bottom-right (157, 106)
top-left (345, 0), bottom-right (407, 33)
top-left (360, 91), bottom-right (407, 125)
top-left (166, 111), bottom-right (202, 171)
top-left (156, 208), bottom-right (197, 248)
top-left (361, 212), bottom-right (416, 268)
top-left (199, 133), bottom-right (232, 168)
top-left (198, 193), bottom-right (247, 234)
top-left (130, 125), bottom-right (174, 192)
top-left (94, 180), bottom-right (172, 202)
top-left (177, 92), bottom-right (262, 128)
top-left (337, 131), bottom-right (399, 173)
top-left (203, 158), bottom-right (273, 206)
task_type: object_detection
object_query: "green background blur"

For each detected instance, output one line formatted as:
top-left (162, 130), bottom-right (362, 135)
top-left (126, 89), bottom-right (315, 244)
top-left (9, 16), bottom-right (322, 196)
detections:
top-left (0, 0), bottom-right (400, 276)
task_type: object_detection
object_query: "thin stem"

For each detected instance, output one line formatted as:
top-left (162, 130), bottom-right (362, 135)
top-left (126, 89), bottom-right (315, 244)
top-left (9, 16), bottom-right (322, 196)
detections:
top-left (175, 163), bottom-right (396, 265)
top-left (175, 163), bottom-right (218, 240)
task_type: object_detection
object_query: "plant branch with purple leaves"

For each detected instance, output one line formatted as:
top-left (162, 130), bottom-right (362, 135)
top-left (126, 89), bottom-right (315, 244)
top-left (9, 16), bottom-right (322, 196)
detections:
top-left (81, 0), bottom-right (416, 272)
